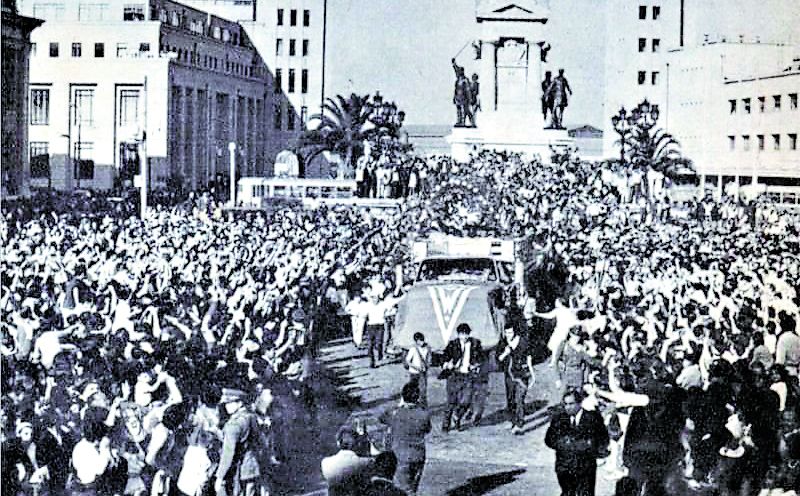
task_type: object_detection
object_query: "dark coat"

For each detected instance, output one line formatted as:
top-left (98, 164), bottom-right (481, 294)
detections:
top-left (545, 408), bottom-right (609, 475)
top-left (379, 405), bottom-right (431, 462)
top-left (441, 337), bottom-right (484, 372)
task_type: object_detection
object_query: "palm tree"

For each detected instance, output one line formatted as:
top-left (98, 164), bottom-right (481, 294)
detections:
top-left (298, 93), bottom-right (376, 178)
top-left (630, 127), bottom-right (686, 178)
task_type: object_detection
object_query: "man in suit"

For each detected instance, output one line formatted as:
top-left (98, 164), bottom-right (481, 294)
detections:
top-left (379, 382), bottom-right (431, 494)
top-left (545, 389), bottom-right (609, 496)
top-left (440, 323), bottom-right (484, 432)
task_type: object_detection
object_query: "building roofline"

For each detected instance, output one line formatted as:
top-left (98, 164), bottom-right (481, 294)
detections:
top-left (724, 70), bottom-right (800, 84)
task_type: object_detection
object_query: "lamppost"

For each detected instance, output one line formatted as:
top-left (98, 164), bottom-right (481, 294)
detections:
top-left (228, 141), bottom-right (236, 207)
top-left (611, 107), bottom-right (634, 165)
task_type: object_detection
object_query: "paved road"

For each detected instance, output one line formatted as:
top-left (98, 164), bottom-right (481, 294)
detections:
top-left (306, 337), bottom-right (619, 496)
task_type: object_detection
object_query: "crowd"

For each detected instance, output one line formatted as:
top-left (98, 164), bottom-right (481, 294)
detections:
top-left (1, 189), bottom-right (408, 496)
top-left (2, 144), bottom-right (799, 496)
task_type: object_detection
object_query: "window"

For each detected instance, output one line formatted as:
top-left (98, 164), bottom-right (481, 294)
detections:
top-left (728, 136), bottom-right (735, 151)
top-left (790, 93), bottom-right (798, 110)
top-left (116, 43), bottom-right (128, 57)
top-left (288, 69), bottom-right (295, 93)
top-left (301, 105), bottom-right (308, 124)
top-left (30, 142), bottom-right (50, 179)
top-left (638, 71), bottom-right (646, 85)
top-left (757, 134), bottom-right (765, 151)
top-left (651, 71), bottom-right (659, 85)
top-left (49, 42), bottom-right (59, 57)
top-left (74, 88), bottom-right (95, 126)
top-left (302, 39), bottom-right (309, 57)
top-left (290, 9), bottom-right (297, 26)
top-left (123, 3), bottom-right (145, 21)
top-left (274, 69), bottom-right (282, 93)
top-left (301, 69), bottom-right (308, 93)
top-left (119, 89), bottom-right (140, 126)
top-left (638, 38), bottom-right (646, 52)
top-left (74, 142), bottom-right (94, 180)
top-left (287, 112), bottom-right (295, 130)
top-left (652, 39), bottom-right (660, 52)
top-left (71, 42), bottom-right (82, 57)
top-left (729, 99), bottom-right (737, 114)
top-left (222, 29), bottom-right (231, 42)
top-left (139, 42), bottom-right (150, 53)
top-left (638, 5), bottom-right (647, 19)
top-left (276, 38), bottom-right (283, 56)
top-left (31, 43), bottom-right (36, 56)
top-left (758, 96), bottom-right (766, 113)
top-left (32, 3), bottom-right (65, 20)
top-left (790, 134), bottom-right (797, 151)
top-left (277, 8), bottom-right (284, 25)
top-left (273, 102), bottom-right (282, 129)
top-left (303, 9), bottom-right (310, 26)
top-left (742, 135), bottom-right (750, 151)
top-left (94, 42), bottom-right (104, 57)
top-left (773, 134), bottom-right (781, 150)
top-left (743, 98), bottom-right (751, 114)
top-left (289, 39), bottom-right (296, 56)
top-left (652, 5), bottom-right (661, 20)
top-left (30, 89), bottom-right (50, 125)
top-left (773, 95), bottom-right (781, 110)
top-left (212, 26), bottom-right (221, 39)
top-left (78, 3), bottom-right (109, 21)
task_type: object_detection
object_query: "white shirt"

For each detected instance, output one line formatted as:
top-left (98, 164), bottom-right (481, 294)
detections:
top-left (459, 340), bottom-right (472, 374)
top-left (72, 439), bottom-right (112, 484)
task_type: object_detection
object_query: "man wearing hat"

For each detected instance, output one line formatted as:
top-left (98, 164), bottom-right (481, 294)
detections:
top-left (215, 387), bottom-right (265, 496)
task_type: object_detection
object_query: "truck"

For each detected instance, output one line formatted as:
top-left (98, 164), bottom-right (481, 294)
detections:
top-left (392, 233), bottom-right (530, 351)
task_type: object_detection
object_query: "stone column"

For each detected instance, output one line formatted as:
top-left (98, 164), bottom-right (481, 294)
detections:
top-left (525, 40), bottom-right (545, 129)
top-left (480, 39), bottom-right (497, 112)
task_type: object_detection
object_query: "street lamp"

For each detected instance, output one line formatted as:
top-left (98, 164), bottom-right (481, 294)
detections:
top-left (611, 107), bottom-right (634, 164)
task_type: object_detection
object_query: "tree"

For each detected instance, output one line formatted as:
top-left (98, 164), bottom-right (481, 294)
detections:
top-left (297, 92), bottom-right (407, 178)
top-left (612, 100), bottom-right (694, 198)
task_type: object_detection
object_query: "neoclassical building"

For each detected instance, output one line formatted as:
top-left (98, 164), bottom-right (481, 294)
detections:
top-left (2, 0), bottom-right (43, 197)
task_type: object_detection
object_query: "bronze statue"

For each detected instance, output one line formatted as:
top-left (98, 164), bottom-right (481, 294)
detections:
top-left (452, 58), bottom-right (473, 127)
top-left (468, 73), bottom-right (480, 127)
top-left (550, 68), bottom-right (572, 130)
top-left (542, 71), bottom-right (554, 126)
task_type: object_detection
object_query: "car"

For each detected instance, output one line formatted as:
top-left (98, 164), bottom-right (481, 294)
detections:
top-left (392, 233), bottom-right (526, 351)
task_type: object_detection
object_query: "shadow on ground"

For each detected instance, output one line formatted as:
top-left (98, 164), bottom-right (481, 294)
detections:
top-left (444, 469), bottom-right (528, 496)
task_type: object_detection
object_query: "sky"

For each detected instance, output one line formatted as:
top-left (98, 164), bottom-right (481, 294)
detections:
top-left (325, 0), bottom-right (800, 128)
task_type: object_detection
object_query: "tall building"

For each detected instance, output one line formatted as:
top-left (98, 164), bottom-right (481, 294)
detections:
top-left (665, 40), bottom-right (798, 194)
top-left (179, 0), bottom-right (327, 135)
top-left (602, 0), bottom-right (683, 158)
top-left (2, 0), bottom-right (43, 197)
top-left (19, 0), bottom-right (286, 192)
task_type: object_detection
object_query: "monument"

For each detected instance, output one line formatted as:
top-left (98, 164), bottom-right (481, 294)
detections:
top-left (446, 0), bottom-right (574, 161)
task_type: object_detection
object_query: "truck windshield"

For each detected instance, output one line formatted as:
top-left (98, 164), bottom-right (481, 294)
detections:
top-left (417, 258), bottom-right (497, 282)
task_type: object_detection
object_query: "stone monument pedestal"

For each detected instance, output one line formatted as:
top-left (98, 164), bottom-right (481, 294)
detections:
top-left (447, 0), bottom-right (574, 163)
top-left (447, 122), bottom-right (573, 163)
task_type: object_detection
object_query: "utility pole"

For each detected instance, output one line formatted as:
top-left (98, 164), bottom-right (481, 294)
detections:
top-left (228, 141), bottom-right (237, 206)
top-left (140, 76), bottom-right (149, 219)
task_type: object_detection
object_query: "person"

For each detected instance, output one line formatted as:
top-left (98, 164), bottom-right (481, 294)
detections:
top-left (497, 324), bottom-right (536, 434)
top-left (404, 332), bottom-right (431, 408)
top-left (379, 382), bottom-right (431, 495)
top-left (467, 73), bottom-right (480, 127)
top-left (440, 323), bottom-right (484, 432)
top-left (215, 388), bottom-right (263, 496)
top-left (550, 68), bottom-right (572, 129)
top-left (545, 389), bottom-right (609, 496)
top-left (364, 292), bottom-right (386, 368)
top-left (71, 415), bottom-right (127, 496)
top-left (361, 451), bottom-right (406, 496)
top-left (321, 427), bottom-right (375, 496)
top-left (542, 71), bottom-right (554, 125)
top-left (452, 58), bottom-right (471, 127)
